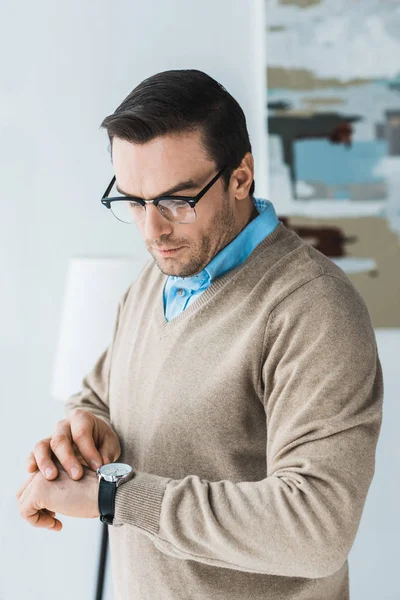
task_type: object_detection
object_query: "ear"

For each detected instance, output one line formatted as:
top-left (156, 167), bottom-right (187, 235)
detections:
top-left (231, 153), bottom-right (254, 200)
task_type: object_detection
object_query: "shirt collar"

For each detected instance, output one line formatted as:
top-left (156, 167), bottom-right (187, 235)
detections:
top-left (167, 197), bottom-right (279, 292)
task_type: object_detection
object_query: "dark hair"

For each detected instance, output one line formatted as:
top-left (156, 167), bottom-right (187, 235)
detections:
top-left (100, 69), bottom-right (255, 198)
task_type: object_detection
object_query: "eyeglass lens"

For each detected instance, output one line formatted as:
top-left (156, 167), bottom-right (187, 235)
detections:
top-left (110, 197), bottom-right (196, 224)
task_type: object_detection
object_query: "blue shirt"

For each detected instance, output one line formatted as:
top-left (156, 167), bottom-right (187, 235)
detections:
top-left (163, 197), bottom-right (280, 321)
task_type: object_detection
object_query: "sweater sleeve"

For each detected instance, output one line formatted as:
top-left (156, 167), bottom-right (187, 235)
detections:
top-left (63, 282), bottom-right (133, 427)
top-left (113, 274), bottom-right (384, 579)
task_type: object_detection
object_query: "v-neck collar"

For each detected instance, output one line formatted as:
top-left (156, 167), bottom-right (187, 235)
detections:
top-left (153, 222), bottom-right (293, 336)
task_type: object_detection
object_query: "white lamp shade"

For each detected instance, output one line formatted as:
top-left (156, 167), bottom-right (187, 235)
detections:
top-left (50, 257), bottom-right (145, 401)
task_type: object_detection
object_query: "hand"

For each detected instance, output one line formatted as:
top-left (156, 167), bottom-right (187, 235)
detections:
top-left (26, 409), bottom-right (121, 482)
top-left (16, 459), bottom-right (100, 531)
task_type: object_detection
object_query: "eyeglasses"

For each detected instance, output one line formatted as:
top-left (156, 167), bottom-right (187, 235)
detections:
top-left (101, 165), bottom-right (228, 224)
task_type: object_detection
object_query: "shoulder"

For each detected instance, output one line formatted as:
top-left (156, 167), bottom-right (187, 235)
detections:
top-left (120, 258), bottom-right (158, 311)
top-left (263, 232), bottom-right (368, 319)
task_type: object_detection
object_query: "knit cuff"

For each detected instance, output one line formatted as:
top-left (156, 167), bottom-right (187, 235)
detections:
top-left (113, 470), bottom-right (172, 532)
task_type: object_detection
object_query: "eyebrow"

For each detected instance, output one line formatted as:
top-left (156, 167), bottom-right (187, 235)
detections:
top-left (115, 178), bottom-right (200, 200)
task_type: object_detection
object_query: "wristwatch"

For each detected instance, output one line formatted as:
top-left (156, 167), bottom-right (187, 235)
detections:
top-left (96, 462), bottom-right (135, 525)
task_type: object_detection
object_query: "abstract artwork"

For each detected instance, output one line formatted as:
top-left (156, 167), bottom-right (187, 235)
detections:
top-left (265, 0), bottom-right (400, 326)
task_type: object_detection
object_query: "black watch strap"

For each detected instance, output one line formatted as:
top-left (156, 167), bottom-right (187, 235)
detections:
top-left (99, 478), bottom-right (117, 525)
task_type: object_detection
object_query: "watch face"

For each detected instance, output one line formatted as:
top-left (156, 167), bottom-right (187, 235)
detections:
top-left (100, 463), bottom-right (133, 478)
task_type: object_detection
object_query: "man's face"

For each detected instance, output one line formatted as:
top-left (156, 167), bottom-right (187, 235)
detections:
top-left (111, 130), bottom-right (254, 278)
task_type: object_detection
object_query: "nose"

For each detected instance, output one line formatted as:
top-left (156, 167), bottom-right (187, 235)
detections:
top-left (142, 202), bottom-right (174, 239)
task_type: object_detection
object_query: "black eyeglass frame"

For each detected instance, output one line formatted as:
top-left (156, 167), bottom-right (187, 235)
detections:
top-left (101, 165), bottom-right (228, 223)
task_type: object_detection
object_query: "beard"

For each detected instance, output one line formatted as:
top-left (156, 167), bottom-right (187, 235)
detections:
top-left (151, 197), bottom-right (240, 279)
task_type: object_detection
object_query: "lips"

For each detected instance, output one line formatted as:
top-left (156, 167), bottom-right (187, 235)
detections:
top-left (154, 246), bottom-right (183, 252)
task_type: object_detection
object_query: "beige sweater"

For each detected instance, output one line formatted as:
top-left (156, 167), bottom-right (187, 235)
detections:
top-left (64, 222), bottom-right (383, 600)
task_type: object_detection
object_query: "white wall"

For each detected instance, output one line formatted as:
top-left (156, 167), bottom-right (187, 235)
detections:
top-left (349, 329), bottom-right (399, 600)
top-left (2, 1), bottom-right (397, 599)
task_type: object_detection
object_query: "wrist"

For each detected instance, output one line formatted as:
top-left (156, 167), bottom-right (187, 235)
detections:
top-left (92, 473), bottom-right (100, 519)
top-left (96, 462), bottom-right (134, 525)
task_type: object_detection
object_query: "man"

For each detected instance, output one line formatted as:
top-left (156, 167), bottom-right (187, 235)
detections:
top-left (17, 69), bottom-right (383, 600)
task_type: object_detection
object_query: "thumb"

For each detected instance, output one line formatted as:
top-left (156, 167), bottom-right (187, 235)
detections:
top-left (99, 435), bottom-right (121, 465)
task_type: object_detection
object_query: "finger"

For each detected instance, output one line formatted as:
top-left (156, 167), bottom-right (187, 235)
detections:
top-left (42, 509), bottom-right (63, 531)
top-left (100, 433), bottom-right (121, 464)
top-left (20, 503), bottom-right (63, 530)
top-left (70, 410), bottom-right (105, 471)
top-left (32, 437), bottom-right (60, 480)
top-left (50, 419), bottom-right (84, 480)
top-left (26, 452), bottom-right (38, 473)
top-left (97, 429), bottom-right (121, 466)
top-left (48, 518), bottom-right (63, 531)
top-left (72, 444), bottom-right (90, 468)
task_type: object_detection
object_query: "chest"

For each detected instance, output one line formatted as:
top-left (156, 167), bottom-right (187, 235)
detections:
top-left (108, 305), bottom-right (268, 478)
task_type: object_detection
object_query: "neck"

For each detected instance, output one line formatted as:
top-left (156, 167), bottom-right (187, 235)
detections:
top-left (247, 202), bottom-right (259, 225)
